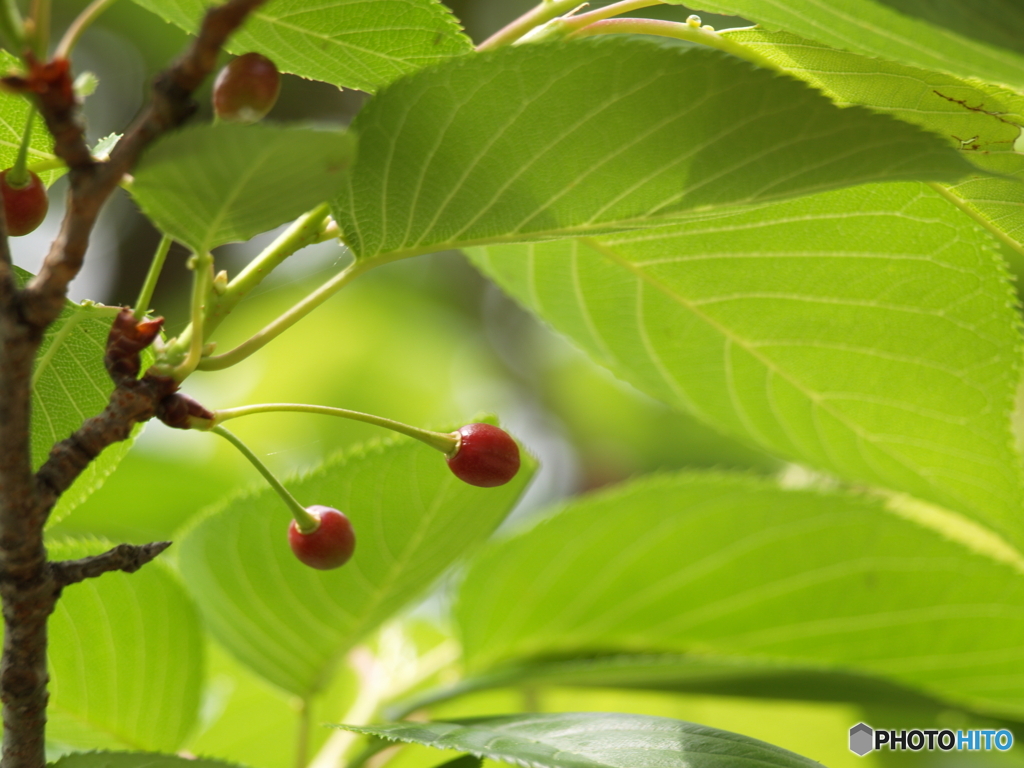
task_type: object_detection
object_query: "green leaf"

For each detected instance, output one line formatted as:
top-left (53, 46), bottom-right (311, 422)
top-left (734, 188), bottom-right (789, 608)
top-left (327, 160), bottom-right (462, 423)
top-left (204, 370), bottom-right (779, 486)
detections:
top-left (690, 0), bottom-right (1024, 90)
top-left (47, 539), bottom-right (204, 751)
top-left (467, 182), bottom-right (1024, 545)
top-left (50, 753), bottom-right (240, 768)
top-left (178, 429), bottom-right (535, 698)
top-left (333, 37), bottom-right (973, 262)
top-left (336, 712), bottom-right (824, 768)
top-left (390, 652), bottom-right (955, 720)
top-left (130, 124), bottom-right (355, 254)
top-left (455, 473), bottom-right (1024, 717)
top-left (433, 755), bottom-right (482, 768)
top-left (11, 267), bottom-right (144, 525)
top-left (129, 0), bottom-right (472, 93)
top-left (721, 27), bottom-right (1024, 259)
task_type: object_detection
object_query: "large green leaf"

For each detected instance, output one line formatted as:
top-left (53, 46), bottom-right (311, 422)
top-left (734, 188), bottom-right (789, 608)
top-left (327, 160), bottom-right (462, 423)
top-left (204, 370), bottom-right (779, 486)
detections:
top-left (12, 267), bottom-right (143, 525)
top-left (47, 539), bottom-right (204, 751)
top-left (129, 0), bottom-right (472, 93)
top-left (388, 652), bottom-right (954, 720)
top-left (467, 182), bottom-right (1024, 545)
top-left (720, 28), bottom-right (1024, 264)
top-left (178, 429), bottom-right (534, 698)
top-left (456, 473), bottom-right (1024, 718)
top-left (51, 753), bottom-right (239, 768)
top-left (336, 712), bottom-right (824, 768)
top-left (333, 37), bottom-right (972, 262)
top-left (131, 124), bottom-right (355, 255)
top-left (690, 0), bottom-right (1024, 90)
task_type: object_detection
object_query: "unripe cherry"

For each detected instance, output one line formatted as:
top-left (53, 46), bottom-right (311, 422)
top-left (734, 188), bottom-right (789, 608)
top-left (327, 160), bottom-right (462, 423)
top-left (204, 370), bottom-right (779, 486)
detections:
top-left (0, 169), bottom-right (48, 236)
top-left (446, 423), bottom-right (521, 487)
top-left (288, 506), bottom-right (355, 570)
top-left (213, 52), bottom-right (281, 124)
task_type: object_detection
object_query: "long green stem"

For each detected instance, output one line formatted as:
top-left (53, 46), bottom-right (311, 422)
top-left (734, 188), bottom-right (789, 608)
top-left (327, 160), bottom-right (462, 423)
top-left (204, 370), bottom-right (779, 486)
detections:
top-left (204, 203), bottom-right (333, 339)
top-left (476, 0), bottom-right (585, 51)
top-left (211, 403), bottom-right (459, 454)
top-left (558, 0), bottom-right (665, 31)
top-left (172, 251), bottom-right (213, 382)
top-left (133, 234), bottom-right (171, 320)
top-left (54, 0), bottom-right (120, 58)
top-left (0, 0), bottom-right (24, 53)
top-left (212, 426), bottom-right (318, 532)
top-left (29, 0), bottom-right (49, 58)
top-left (198, 259), bottom-right (371, 371)
top-left (569, 18), bottom-right (776, 69)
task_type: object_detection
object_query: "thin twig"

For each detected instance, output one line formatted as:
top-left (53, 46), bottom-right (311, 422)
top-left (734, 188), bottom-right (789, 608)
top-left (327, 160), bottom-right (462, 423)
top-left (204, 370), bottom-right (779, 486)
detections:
top-left (51, 542), bottom-right (172, 589)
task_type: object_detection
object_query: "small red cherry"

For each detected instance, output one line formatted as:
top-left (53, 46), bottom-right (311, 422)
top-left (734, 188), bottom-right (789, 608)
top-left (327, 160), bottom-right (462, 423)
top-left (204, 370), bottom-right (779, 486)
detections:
top-left (213, 52), bottom-right (281, 124)
top-left (0, 169), bottom-right (48, 236)
top-left (446, 423), bottom-right (521, 488)
top-left (288, 506), bottom-right (355, 570)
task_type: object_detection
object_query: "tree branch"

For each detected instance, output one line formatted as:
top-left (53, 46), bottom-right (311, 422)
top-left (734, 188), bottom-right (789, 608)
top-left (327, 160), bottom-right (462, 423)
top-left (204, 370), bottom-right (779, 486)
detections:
top-left (19, 0), bottom-right (267, 329)
top-left (0, 4), bottom-right (267, 767)
top-left (51, 542), bottom-right (172, 589)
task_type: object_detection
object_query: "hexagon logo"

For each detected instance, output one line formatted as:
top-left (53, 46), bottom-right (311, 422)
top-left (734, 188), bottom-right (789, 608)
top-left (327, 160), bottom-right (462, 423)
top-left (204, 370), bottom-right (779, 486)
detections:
top-left (850, 723), bottom-right (874, 756)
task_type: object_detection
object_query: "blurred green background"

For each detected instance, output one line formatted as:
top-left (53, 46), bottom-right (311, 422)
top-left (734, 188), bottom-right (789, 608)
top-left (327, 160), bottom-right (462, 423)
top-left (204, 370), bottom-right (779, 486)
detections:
top-left (28, 5), bottom-right (1020, 768)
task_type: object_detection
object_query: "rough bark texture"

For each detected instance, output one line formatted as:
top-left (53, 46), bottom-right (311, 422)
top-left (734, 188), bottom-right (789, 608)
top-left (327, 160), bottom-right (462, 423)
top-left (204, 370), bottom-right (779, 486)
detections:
top-left (0, 3), bottom-right (266, 767)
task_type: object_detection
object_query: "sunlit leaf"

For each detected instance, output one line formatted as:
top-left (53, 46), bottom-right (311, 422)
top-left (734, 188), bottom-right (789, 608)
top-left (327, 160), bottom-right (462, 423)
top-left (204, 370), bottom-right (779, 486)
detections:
top-left (47, 539), bottom-right (204, 751)
top-left (691, 0), bottom-right (1024, 90)
top-left (131, 124), bottom-right (355, 254)
top-left (335, 37), bottom-right (972, 262)
top-left (722, 27), bottom-right (1024, 259)
top-left (467, 182), bottom-right (1024, 544)
top-left (456, 472), bottom-right (1024, 717)
top-left (129, 0), bottom-right (472, 93)
top-left (178, 428), bottom-right (534, 697)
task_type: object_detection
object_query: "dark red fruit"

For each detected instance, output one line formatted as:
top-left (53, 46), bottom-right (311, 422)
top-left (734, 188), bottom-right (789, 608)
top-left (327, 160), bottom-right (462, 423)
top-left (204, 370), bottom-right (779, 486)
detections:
top-left (288, 506), bottom-right (355, 570)
top-left (446, 423), bottom-right (521, 488)
top-left (0, 169), bottom-right (48, 236)
top-left (213, 52), bottom-right (281, 124)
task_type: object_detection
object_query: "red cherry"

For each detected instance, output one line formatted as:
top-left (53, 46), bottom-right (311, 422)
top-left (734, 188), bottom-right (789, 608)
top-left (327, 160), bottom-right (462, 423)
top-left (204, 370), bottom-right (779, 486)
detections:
top-left (0, 169), bottom-right (48, 236)
top-left (288, 506), bottom-right (355, 570)
top-left (213, 52), bottom-right (281, 124)
top-left (446, 423), bottom-right (521, 488)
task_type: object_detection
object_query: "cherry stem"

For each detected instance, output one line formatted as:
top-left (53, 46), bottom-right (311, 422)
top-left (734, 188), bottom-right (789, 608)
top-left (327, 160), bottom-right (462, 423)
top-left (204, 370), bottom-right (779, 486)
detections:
top-left (476, 0), bottom-right (585, 50)
top-left (133, 233), bottom-right (171, 320)
top-left (29, 0), bottom-right (49, 58)
top-left (210, 403), bottom-right (459, 455)
top-left (202, 202), bottom-right (335, 340)
top-left (171, 250), bottom-right (213, 382)
top-left (211, 425), bottom-right (319, 533)
top-left (6, 110), bottom-right (35, 189)
top-left (55, 0), bottom-right (120, 59)
top-left (0, 0), bottom-right (24, 53)
top-left (556, 0), bottom-right (665, 32)
top-left (568, 17), bottom-right (774, 69)
top-left (198, 258), bottom-right (372, 371)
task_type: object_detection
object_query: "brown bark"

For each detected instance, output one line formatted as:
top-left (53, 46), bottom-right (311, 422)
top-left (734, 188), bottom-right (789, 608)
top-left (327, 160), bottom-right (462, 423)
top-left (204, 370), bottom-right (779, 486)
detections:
top-left (0, 3), bottom-right (267, 767)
